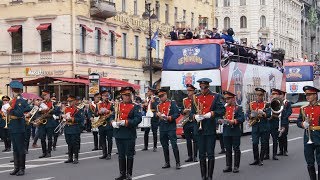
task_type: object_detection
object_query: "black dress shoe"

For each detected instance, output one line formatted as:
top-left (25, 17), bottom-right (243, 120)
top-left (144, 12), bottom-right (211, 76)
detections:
top-left (162, 163), bottom-right (170, 169)
top-left (283, 152), bottom-right (288, 156)
top-left (176, 163), bottom-right (181, 169)
top-left (193, 157), bottom-right (198, 162)
top-left (185, 157), bottom-right (193, 162)
top-left (39, 154), bottom-right (47, 158)
top-left (249, 160), bottom-right (259, 165)
top-left (264, 156), bottom-right (269, 160)
top-left (233, 167), bottom-right (239, 173)
top-left (73, 159), bottom-right (79, 164)
top-left (141, 147), bottom-right (148, 151)
top-left (223, 167), bottom-right (232, 173)
top-left (272, 156), bottom-right (279, 160)
top-left (16, 169), bottom-right (25, 176)
top-left (2, 149), bottom-right (7, 152)
top-left (277, 152), bottom-right (284, 156)
top-left (258, 161), bottom-right (263, 166)
top-left (10, 168), bottom-right (19, 175)
top-left (99, 155), bottom-right (107, 159)
top-left (92, 148), bottom-right (98, 151)
top-left (106, 154), bottom-right (111, 160)
top-left (53, 147), bottom-right (56, 151)
top-left (45, 153), bottom-right (51, 158)
top-left (64, 159), bottom-right (73, 163)
top-left (10, 159), bottom-right (14, 163)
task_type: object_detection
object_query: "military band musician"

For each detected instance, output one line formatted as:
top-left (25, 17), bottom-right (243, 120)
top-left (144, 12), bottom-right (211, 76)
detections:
top-left (0, 95), bottom-right (11, 152)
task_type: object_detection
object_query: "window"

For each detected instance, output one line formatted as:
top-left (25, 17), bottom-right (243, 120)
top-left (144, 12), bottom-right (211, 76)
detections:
top-left (80, 26), bottom-right (86, 53)
top-left (215, 0), bottom-right (218, 7)
top-left (134, 0), bottom-right (137, 15)
top-left (12, 26), bottom-right (23, 53)
top-left (240, 0), bottom-right (246, 6)
top-left (224, 17), bottom-right (230, 29)
top-left (134, 35), bottom-right (139, 59)
top-left (223, 0), bottom-right (230, 7)
top-left (155, 1), bottom-right (160, 20)
top-left (260, 15), bottom-right (266, 28)
top-left (183, 10), bottom-right (186, 21)
top-left (260, 0), bottom-right (265, 5)
top-left (122, 33), bottom-right (127, 58)
top-left (191, 12), bottom-right (194, 29)
top-left (174, 7), bottom-right (178, 23)
top-left (122, 0), bottom-right (126, 12)
top-left (215, 18), bottom-right (218, 28)
top-left (95, 28), bottom-right (101, 55)
top-left (165, 4), bottom-right (169, 24)
top-left (240, 16), bottom-right (247, 28)
top-left (110, 33), bottom-right (115, 56)
top-left (41, 25), bottom-right (52, 52)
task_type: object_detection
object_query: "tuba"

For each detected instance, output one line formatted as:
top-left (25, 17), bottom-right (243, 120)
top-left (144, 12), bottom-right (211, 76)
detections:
top-left (270, 98), bottom-right (284, 117)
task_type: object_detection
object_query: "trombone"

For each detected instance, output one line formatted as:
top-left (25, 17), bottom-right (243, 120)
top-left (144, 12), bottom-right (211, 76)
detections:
top-left (270, 98), bottom-right (285, 137)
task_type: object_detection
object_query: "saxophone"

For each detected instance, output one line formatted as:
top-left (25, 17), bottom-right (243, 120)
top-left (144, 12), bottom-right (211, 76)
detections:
top-left (248, 101), bottom-right (266, 127)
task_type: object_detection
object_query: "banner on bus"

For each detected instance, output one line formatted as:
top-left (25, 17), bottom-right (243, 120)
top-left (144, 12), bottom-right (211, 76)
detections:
top-left (162, 44), bottom-right (221, 71)
top-left (161, 69), bottom-right (221, 90)
top-left (285, 65), bottom-right (314, 82)
top-left (286, 81), bottom-right (314, 94)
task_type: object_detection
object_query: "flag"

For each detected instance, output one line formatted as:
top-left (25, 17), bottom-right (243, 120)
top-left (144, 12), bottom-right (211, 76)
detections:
top-left (150, 29), bottom-right (159, 49)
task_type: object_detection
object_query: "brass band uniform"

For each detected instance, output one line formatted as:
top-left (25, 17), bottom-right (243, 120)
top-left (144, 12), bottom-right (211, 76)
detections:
top-left (38, 89), bottom-right (61, 158)
top-left (142, 86), bottom-right (160, 152)
top-left (221, 91), bottom-right (244, 173)
top-left (112, 87), bottom-right (142, 180)
top-left (191, 78), bottom-right (225, 180)
top-left (63, 95), bottom-right (84, 164)
top-left (89, 93), bottom-right (101, 151)
top-left (297, 86), bottom-right (320, 180)
top-left (248, 88), bottom-right (271, 166)
top-left (156, 88), bottom-right (181, 170)
top-left (97, 89), bottom-right (114, 160)
top-left (24, 100), bottom-right (33, 154)
top-left (8, 81), bottom-right (30, 176)
top-left (182, 84), bottom-right (198, 162)
top-left (0, 95), bottom-right (11, 152)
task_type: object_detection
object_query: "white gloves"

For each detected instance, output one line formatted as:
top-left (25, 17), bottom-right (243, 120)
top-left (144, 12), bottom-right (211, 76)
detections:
top-left (112, 121), bottom-right (119, 128)
top-left (204, 112), bottom-right (212, 119)
top-left (53, 115), bottom-right (59, 120)
top-left (119, 120), bottom-right (126, 126)
top-left (195, 115), bottom-right (204, 122)
top-left (303, 121), bottom-right (310, 129)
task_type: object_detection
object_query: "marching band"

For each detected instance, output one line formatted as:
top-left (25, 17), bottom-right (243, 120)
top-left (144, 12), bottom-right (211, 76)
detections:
top-left (4, 78), bottom-right (320, 179)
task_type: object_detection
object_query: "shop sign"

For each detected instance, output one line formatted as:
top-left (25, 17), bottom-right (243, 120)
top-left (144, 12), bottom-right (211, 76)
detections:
top-left (25, 68), bottom-right (67, 76)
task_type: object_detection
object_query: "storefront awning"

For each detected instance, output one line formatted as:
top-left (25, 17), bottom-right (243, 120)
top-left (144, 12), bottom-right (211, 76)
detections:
top-left (96, 27), bottom-right (108, 35)
top-left (36, 23), bottom-right (51, 31)
top-left (7, 25), bottom-right (22, 33)
top-left (80, 24), bottom-right (93, 33)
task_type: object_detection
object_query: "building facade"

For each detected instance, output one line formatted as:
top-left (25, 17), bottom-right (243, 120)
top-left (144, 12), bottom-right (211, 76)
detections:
top-left (0, 0), bottom-right (215, 97)
top-left (214, 0), bottom-right (302, 59)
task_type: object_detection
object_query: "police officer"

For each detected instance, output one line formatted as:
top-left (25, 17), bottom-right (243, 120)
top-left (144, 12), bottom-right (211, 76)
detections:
top-left (142, 86), bottom-right (160, 152)
top-left (192, 78), bottom-right (225, 180)
top-left (182, 84), bottom-right (198, 162)
top-left (249, 88), bottom-right (271, 166)
top-left (156, 88), bottom-right (181, 169)
top-left (0, 95), bottom-right (11, 152)
top-left (63, 95), bottom-right (84, 164)
top-left (297, 86), bottom-right (320, 180)
top-left (90, 93), bottom-right (101, 151)
top-left (8, 81), bottom-right (30, 176)
top-left (98, 89), bottom-right (114, 160)
top-left (277, 90), bottom-right (292, 156)
top-left (112, 87), bottom-right (142, 180)
top-left (38, 90), bottom-right (61, 158)
top-left (220, 91), bottom-right (244, 173)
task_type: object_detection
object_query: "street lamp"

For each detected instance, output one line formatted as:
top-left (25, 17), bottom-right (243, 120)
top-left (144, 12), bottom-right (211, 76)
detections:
top-left (142, 0), bottom-right (157, 87)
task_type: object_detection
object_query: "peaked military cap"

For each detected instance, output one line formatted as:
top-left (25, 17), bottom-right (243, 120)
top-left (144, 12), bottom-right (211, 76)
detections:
top-left (67, 95), bottom-right (76, 101)
top-left (147, 86), bottom-right (157, 92)
top-left (303, 86), bottom-right (320, 94)
top-left (9, 81), bottom-right (23, 90)
top-left (186, 84), bottom-right (196, 90)
top-left (223, 90), bottom-right (236, 97)
top-left (255, 87), bottom-right (266, 93)
top-left (120, 86), bottom-right (135, 95)
top-left (2, 95), bottom-right (10, 101)
top-left (94, 92), bottom-right (101, 97)
top-left (41, 89), bottom-right (50, 95)
top-left (157, 88), bottom-right (167, 96)
top-left (271, 88), bottom-right (286, 95)
top-left (197, 78), bottom-right (212, 84)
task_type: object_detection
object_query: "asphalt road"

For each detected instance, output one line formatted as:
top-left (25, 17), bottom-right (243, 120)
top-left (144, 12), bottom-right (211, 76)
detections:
top-left (0, 124), bottom-right (310, 180)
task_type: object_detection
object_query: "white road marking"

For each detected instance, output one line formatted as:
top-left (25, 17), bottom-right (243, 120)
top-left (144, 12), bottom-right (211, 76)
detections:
top-left (33, 177), bottom-right (55, 180)
top-left (133, 174), bottom-right (155, 180)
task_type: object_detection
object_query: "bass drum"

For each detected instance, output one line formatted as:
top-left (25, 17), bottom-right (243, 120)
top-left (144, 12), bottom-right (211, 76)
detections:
top-left (138, 116), bottom-right (151, 128)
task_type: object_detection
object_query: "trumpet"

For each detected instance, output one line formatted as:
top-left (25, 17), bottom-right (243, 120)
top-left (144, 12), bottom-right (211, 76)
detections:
top-left (193, 95), bottom-right (204, 131)
top-left (303, 109), bottom-right (314, 144)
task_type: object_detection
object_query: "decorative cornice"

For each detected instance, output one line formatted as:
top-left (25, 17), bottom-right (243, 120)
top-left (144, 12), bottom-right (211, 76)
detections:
top-left (33, 15), bottom-right (57, 20)
top-left (77, 15), bottom-right (91, 22)
top-left (5, 17), bottom-right (28, 22)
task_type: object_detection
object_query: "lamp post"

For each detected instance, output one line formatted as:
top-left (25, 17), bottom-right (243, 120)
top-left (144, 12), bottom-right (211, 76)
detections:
top-left (142, 0), bottom-right (157, 87)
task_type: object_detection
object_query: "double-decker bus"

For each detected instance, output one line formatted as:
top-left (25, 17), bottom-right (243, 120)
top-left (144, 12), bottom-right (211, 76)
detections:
top-left (159, 38), bottom-right (286, 136)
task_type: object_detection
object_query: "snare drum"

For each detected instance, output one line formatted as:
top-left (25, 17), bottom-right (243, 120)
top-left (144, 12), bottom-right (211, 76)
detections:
top-left (138, 116), bottom-right (151, 128)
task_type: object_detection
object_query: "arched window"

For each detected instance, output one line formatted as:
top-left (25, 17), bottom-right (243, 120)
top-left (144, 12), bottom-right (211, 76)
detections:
top-left (240, 16), bottom-right (247, 28)
top-left (260, 15), bottom-right (266, 28)
top-left (215, 18), bottom-right (219, 28)
top-left (224, 17), bottom-right (230, 29)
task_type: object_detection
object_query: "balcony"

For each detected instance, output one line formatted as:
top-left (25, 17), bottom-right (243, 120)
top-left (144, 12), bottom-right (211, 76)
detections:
top-left (142, 57), bottom-right (163, 72)
top-left (39, 52), bottom-right (53, 63)
top-left (10, 54), bottom-right (23, 64)
top-left (90, 0), bottom-right (116, 21)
